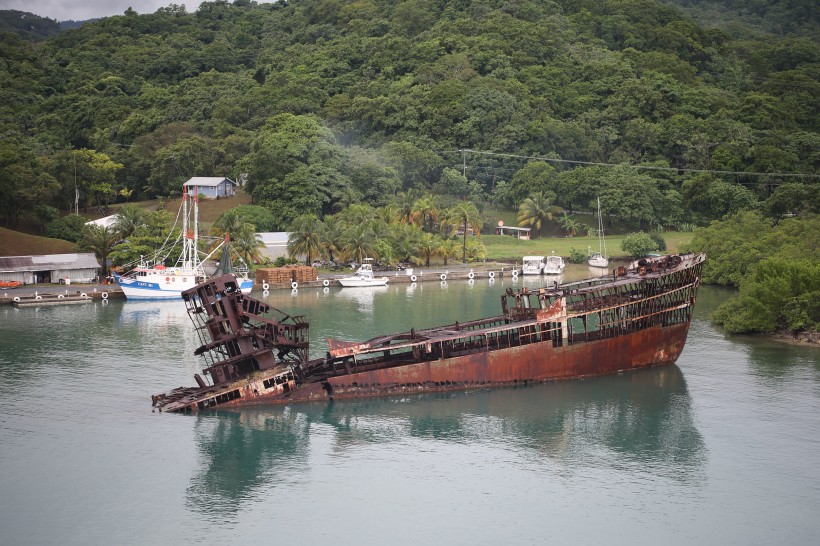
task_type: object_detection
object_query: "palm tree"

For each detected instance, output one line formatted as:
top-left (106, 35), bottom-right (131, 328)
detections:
top-left (392, 192), bottom-right (416, 225)
top-left (112, 203), bottom-right (146, 239)
top-left (79, 224), bottom-right (119, 278)
top-left (449, 201), bottom-right (482, 262)
top-left (560, 212), bottom-right (581, 237)
top-left (392, 223), bottom-right (422, 263)
top-left (376, 204), bottom-right (400, 226)
top-left (465, 237), bottom-right (487, 261)
top-left (342, 224), bottom-right (378, 264)
top-left (339, 204), bottom-right (376, 226)
top-left (517, 192), bottom-right (562, 237)
top-left (414, 232), bottom-right (444, 267)
top-left (231, 224), bottom-right (265, 265)
top-left (288, 214), bottom-right (323, 265)
top-left (410, 194), bottom-right (440, 232)
top-left (209, 208), bottom-right (253, 254)
top-left (439, 238), bottom-right (460, 265)
top-left (319, 215), bottom-right (345, 264)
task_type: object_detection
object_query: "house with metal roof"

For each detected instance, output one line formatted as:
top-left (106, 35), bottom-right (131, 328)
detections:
top-left (182, 177), bottom-right (237, 199)
top-left (0, 253), bottom-right (101, 285)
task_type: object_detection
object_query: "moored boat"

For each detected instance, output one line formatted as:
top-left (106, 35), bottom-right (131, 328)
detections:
top-left (338, 258), bottom-right (389, 287)
top-left (521, 256), bottom-right (545, 275)
top-left (588, 196), bottom-right (609, 268)
top-left (543, 253), bottom-right (565, 275)
top-left (152, 252), bottom-right (706, 413)
top-left (115, 186), bottom-right (253, 300)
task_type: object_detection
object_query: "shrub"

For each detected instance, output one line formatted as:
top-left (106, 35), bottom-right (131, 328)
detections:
top-left (649, 232), bottom-right (667, 251)
top-left (273, 256), bottom-right (298, 267)
top-left (621, 232), bottom-right (659, 258)
top-left (46, 214), bottom-right (87, 243)
top-left (712, 259), bottom-right (820, 334)
top-left (568, 247), bottom-right (587, 264)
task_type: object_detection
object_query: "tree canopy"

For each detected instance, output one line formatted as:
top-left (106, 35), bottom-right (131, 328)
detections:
top-left (0, 0), bottom-right (817, 237)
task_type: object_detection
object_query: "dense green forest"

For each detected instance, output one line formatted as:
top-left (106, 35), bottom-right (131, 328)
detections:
top-left (1, 0), bottom-right (817, 334)
top-left (1, 0), bottom-right (817, 230)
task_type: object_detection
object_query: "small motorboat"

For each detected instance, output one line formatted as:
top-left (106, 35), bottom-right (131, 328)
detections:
top-left (338, 259), bottom-right (389, 287)
top-left (521, 256), bottom-right (545, 275)
top-left (543, 253), bottom-right (565, 275)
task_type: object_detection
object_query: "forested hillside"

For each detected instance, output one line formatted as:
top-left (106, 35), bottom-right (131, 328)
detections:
top-left (1, 0), bottom-right (817, 233)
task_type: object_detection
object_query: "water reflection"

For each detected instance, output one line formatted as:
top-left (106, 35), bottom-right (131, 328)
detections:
top-left (187, 365), bottom-right (705, 512)
top-left (333, 285), bottom-right (389, 312)
top-left (745, 337), bottom-right (820, 380)
top-left (185, 408), bottom-right (312, 515)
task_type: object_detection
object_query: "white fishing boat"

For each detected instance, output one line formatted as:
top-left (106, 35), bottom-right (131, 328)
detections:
top-left (588, 196), bottom-right (609, 268)
top-left (543, 253), bottom-right (565, 275)
top-left (338, 259), bottom-right (389, 287)
top-left (521, 256), bottom-right (545, 275)
top-left (115, 187), bottom-right (253, 300)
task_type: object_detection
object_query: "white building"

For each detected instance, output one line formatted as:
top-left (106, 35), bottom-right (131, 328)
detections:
top-left (257, 232), bottom-right (291, 261)
top-left (0, 253), bottom-right (101, 284)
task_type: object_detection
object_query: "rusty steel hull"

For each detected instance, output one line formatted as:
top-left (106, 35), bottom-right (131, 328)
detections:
top-left (322, 322), bottom-right (691, 397)
top-left (180, 322), bottom-right (691, 410)
top-left (152, 254), bottom-right (705, 413)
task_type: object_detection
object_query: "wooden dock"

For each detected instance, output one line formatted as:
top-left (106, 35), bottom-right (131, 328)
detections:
top-left (2, 287), bottom-right (125, 307)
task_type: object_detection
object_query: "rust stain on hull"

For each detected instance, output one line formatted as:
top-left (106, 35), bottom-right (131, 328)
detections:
top-left (152, 253), bottom-right (706, 413)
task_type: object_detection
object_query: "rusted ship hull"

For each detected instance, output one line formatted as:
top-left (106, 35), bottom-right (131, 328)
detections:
top-left (152, 253), bottom-right (705, 413)
top-left (154, 322), bottom-right (690, 412)
top-left (314, 322), bottom-right (691, 400)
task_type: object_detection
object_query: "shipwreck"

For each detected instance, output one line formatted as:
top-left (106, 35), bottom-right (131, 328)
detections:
top-left (152, 253), bottom-right (706, 413)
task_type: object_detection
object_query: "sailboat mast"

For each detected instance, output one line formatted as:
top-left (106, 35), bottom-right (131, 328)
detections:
top-left (599, 198), bottom-right (604, 256)
top-left (193, 188), bottom-right (199, 270)
top-left (182, 184), bottom-right (189, 267)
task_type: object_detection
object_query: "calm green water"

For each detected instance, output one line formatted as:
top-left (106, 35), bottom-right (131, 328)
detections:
top-left (1, 271), bottom-right (818, 545)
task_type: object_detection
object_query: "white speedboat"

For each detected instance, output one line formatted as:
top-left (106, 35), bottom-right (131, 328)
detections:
top-left (543, 253), bottom-right (565, 275)
top-left (588, 196), bottom-right (609, 268)
top-left (115, 187), bottom-right (253, 300)
top-left (521, 256), bottom-right (545, 275)
top-left (338, 259), bottom-right (389, 287)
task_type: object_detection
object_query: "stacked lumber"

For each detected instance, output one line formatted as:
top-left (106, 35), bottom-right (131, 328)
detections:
top-left (255, 266), bottom-right (317, 284)
top-left (291, 265), bottom-right (317, 283)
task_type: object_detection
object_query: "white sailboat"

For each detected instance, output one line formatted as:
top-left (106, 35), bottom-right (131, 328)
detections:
top-left (115, 186), bottom-right (253, 299)
top-left (338, 258), bottom-right (389, 287)
top-left (588, 197), bottom-right (609, 268)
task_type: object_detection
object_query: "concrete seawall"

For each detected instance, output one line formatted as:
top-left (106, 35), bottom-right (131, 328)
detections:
top-left (258, 266), bottom-right (523, 290)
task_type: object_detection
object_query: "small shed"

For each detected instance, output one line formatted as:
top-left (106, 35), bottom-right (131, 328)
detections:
top-left (183, 177), bottom-right (237, 199)
top-left (495, 226), bottom-right (531, 240)
top-left (0, 253), bottom-right (101, 284)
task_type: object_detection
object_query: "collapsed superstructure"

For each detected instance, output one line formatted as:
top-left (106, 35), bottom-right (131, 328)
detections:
top-left (152, 253), bottom-right (706, 413)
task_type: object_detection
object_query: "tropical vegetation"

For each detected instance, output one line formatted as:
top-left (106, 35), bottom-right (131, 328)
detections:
top-left (0, 1), bottom-right (818, 333)
top-left (687, 212), bottom-right (820, 335)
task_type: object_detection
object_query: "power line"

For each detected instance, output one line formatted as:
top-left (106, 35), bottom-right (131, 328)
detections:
top-left (457, 149), bottom-right (820, 179)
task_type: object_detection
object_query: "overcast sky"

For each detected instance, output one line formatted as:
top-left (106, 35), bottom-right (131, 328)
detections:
top-left (1, 1), bottom-right (204, 21)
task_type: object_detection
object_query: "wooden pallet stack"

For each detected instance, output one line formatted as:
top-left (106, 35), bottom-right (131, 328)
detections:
top-left (291, 265), bottom-right (317, 283)
top-left (255, 266), bottom-right (317, 285)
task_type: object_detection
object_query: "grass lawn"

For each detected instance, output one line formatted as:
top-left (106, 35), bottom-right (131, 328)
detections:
top-left (0, 191), bottom-right (253, 257)
top-left (481, 231), bottom-right (694, 262)
top-left (0, 226), bottom-right (76, 256)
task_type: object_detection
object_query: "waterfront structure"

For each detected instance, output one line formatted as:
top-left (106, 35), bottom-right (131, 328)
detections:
top-left (0, 253), bottom-right (100, 285)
